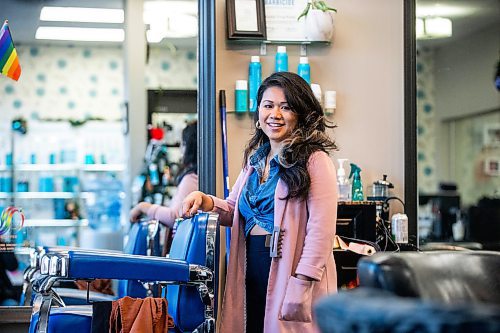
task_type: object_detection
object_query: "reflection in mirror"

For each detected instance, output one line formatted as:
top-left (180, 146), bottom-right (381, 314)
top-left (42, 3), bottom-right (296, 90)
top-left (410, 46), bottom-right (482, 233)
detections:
top-left (0, 0), bottom-right (198, 308)
top-left (416, 0), bottom-right (500, 249)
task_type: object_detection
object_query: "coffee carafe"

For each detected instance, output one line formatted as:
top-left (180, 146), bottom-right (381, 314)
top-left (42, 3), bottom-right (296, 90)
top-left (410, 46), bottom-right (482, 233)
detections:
top-left (368, 174), bottom-right (393, 201)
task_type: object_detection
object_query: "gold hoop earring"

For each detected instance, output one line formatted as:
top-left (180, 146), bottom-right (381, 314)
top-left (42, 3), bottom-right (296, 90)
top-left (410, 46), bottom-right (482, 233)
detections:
top-left (256, 121), bottom-right (261, 129)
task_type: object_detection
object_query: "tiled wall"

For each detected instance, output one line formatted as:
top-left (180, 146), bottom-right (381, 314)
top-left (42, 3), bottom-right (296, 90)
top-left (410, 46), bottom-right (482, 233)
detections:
top-left (416, 48), bottom-right (438, 194)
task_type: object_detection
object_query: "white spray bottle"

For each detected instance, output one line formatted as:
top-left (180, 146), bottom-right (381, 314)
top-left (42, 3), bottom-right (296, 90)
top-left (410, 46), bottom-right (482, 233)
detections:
top-left (337, 159), bottom-right (351, 201)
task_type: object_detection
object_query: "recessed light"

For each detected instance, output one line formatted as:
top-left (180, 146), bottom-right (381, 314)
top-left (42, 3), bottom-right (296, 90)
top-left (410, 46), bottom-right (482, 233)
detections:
top-left (36, 27), bottom-right (124, 42)
top-left (40, 7), bottom-right (124, 23)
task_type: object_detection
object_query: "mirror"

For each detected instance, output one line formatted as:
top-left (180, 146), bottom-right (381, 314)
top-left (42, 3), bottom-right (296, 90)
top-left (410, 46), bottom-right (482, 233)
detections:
top-left (0, 0), bottom-right (205, 309)
top-left (415, 0), bottom-right (500, 248)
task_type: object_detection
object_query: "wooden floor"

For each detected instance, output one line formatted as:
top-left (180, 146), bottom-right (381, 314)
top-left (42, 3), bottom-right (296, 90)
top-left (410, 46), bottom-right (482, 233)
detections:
top-left (0, 306), bottom-right (32, 333)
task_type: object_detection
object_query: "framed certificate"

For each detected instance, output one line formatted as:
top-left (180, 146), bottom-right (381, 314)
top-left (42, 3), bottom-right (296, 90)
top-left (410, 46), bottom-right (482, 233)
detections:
top-left (226, 0), bottom-right (267, 40)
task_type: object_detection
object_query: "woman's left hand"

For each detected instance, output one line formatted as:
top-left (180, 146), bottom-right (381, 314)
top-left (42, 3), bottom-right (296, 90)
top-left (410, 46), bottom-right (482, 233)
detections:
top-left (129, 202), bottom-right (151, 222)
top-left (280, 276), bottom-right (314, 322)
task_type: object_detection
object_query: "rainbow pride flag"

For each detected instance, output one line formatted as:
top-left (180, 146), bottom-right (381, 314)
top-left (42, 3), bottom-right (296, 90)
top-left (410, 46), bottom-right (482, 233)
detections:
top-left (0, 20), bottom-right (21, 81)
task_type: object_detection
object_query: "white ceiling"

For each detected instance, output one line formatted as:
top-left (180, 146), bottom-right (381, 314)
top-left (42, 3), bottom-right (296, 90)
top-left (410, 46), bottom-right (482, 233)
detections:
top-left (1, 0), bottom-right (198, 48)
top-left (417, 0), bottom-right (500, 47)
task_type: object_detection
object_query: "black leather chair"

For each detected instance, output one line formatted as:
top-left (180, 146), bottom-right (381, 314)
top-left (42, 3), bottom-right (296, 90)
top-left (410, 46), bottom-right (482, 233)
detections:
top-left (357, 251), bottom-right (500, 305)
top-left (314, 251), bottom-right (500, 333)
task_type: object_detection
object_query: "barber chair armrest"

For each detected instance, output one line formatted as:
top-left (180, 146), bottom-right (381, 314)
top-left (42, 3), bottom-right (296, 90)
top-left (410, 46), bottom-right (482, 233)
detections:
top-left (66, 251), bottom-right (191, 282)
top-left (39, 251), bottom-right (214, 285)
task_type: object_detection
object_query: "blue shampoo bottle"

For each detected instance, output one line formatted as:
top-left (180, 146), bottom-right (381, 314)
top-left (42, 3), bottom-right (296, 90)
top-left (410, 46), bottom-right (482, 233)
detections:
top-left (275, 46), bottom-right (288, 72)
top-left (248, 56), bottom-right (262, 112)
top-left (297, 56), bottom-right (311, 84)
top-left (235, 80), bottom-right (248, 113)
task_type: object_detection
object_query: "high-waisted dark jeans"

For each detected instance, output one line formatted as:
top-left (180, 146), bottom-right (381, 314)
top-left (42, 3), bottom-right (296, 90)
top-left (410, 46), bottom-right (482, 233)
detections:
top-left (246, 235), bottom-right (272, 333)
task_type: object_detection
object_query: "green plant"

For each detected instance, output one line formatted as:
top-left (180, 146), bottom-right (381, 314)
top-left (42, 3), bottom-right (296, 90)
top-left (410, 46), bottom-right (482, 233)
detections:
top-left (298, 0), bottom-right (337, 21)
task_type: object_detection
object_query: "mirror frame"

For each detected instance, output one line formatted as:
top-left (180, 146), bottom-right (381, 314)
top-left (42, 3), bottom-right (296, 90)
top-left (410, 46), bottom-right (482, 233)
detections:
top-left (198, 0), bottom-right (216, 196)
top-left (198, 0), bottom-right (218, 316)
top-left (404, 0), bottom-right (418, 247)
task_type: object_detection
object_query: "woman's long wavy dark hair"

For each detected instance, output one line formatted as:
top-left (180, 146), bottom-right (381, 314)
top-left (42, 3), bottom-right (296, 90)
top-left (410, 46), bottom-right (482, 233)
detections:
top-left (243, 72), bottom-right (337, 200)
top-left (177, 120), bottom-right (197, 184)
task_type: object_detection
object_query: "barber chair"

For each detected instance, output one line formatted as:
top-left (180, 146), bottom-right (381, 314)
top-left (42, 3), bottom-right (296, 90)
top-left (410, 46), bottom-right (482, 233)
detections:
top-left (28, 212), bottom-right (218, 333)
top-left (357, 251), bottom-right (500, 305)
top-left (21, 219), bottom-right (161, 306)
top-left (314, 251), bottom-right (500, 333)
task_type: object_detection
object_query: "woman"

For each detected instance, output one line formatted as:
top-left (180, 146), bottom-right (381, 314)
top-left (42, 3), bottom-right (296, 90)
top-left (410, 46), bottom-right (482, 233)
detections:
top-left (182, 72), bottom-right (338, 332)
top-left (130, 120), bottom-right (198, 228)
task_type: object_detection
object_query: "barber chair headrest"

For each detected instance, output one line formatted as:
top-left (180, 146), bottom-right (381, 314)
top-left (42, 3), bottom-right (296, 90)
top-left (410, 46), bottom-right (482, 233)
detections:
top-left (357, 251), bottom-right (500, 305)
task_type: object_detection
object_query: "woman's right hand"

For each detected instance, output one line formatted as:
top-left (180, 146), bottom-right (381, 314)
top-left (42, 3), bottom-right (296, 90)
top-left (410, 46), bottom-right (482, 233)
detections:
top-left (181, 191), bottom-right (214, 218)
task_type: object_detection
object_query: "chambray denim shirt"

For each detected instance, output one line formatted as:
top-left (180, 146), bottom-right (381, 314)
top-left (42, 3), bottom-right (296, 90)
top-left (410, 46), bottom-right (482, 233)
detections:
top-left (239, 142), bottom-right (280, 236)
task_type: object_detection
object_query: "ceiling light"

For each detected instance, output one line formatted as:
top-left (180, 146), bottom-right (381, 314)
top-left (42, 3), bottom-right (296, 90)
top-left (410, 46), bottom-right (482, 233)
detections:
top-left (36, 27), bottom-right (124, 42)
top-left (40, 6), bottom-right (124, 23)
top-left (416, 17), bottom-right (452, 40)
top-left (40, 7), bottom-right (124, 23)
top-left (416, 4), bottom-right (470, 18)
top-left (144, 1), bottom-right (197, 42)
top-left (143, 1), bottom-right (197, 24)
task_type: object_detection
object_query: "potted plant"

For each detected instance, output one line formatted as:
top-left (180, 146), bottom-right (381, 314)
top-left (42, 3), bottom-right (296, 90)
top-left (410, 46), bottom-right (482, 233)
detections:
top-left (298, 0), bottom-right (337, 42)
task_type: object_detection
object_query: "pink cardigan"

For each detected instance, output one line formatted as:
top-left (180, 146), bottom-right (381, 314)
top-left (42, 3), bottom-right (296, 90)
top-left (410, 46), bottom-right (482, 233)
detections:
top-left (211, 151), bottom-right (338, 333)
top-left (146, 172), bottom-right (198, 228)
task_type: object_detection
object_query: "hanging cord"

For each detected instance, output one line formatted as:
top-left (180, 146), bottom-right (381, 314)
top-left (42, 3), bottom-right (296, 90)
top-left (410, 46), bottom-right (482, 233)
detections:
top-left (377, 215), bottom-right (400, 252)
top-left (383, 196), bottom-right (405, 212)
top-left (381, 196), bottom-right (406, 252)
top-left (380, 196), bottom-right (421, 252)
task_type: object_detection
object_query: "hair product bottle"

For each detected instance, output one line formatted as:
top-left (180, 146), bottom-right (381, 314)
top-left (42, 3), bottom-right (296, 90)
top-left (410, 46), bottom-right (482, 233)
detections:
top-left (297, 56), bottom-right (311, 84)
top-left (248, 56), bottom-right (262, 112)
top-left (235, 80), bottom-right (248, 113)
top-left (349, 163), bottom-right (364, 201)
top-left (275, 46), bottom-right (288, 72)
top-left (337, 158), bottom-right (351, 201)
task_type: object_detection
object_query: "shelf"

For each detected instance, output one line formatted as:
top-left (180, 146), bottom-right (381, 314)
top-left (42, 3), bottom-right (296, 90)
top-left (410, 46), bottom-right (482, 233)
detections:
top-left (14, 192), bottom-right (77, 199)
top-left (16, 164), bottom-right (77, 171)
top-left (23, 219), bottom-right (89, 227)
top-left (227, 38), bottom-right (330, 45)
top-left (80, 191), bottom-right (126, 199)
top-left (81, 164), bottom-right (125, 172)
top-left (0, 164), bottom-right (125, 172)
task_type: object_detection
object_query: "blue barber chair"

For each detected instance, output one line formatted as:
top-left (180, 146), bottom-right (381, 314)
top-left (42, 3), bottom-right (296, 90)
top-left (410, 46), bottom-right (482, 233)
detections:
top-left (29, 212), bottom-right (218, 333)
top-left (21, 219), bottom-right (161, 306)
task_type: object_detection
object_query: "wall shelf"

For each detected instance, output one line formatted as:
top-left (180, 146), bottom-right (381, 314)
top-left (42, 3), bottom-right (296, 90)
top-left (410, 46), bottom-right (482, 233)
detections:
top-left (23, 219), bottom-right (89, 228)
top-left (0, 164), bottom-right (126, 172)
top-left (13, 192), bottom-right (77, 199)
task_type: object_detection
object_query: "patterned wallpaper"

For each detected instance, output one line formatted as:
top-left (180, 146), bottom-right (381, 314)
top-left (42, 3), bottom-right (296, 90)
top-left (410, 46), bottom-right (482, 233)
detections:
top-left (416, 48), bottom-right (438, 194)
top-left (0, 44), bottom-right (197, 123)
top-left (417, 48), bottom-right (500, 206)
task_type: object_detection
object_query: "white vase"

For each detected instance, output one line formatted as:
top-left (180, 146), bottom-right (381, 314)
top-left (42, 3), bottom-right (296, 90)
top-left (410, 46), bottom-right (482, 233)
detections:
top-left (304, 9), bottom-right (335, 42)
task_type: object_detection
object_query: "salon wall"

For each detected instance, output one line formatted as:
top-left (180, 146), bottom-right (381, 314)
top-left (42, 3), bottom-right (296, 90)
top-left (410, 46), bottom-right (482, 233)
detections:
top-left (215, 0), bottom-right (405, 203)
top-left (434, 24), bottom-right (499, 121)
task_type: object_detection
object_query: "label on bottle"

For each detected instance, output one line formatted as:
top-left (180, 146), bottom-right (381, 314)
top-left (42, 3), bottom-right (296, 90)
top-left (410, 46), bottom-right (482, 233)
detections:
top-left (249, 63), bottom-right (261, 112)
top-left (275, 53), bottom-right (288, 72)
top-left (235, 89), bottom-right (248, 113)
top-left (297, 64), bottom-right (311, 84)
